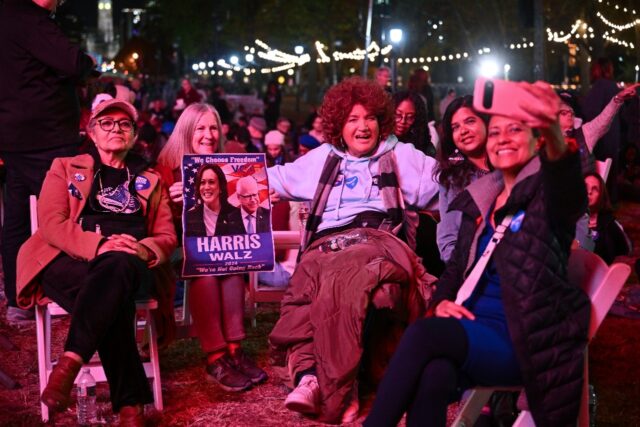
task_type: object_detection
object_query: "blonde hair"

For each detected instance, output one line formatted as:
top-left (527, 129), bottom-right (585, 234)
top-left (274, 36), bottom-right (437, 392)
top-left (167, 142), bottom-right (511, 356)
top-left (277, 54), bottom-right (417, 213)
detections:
top-left (157, 103), bottom-right (225, 170)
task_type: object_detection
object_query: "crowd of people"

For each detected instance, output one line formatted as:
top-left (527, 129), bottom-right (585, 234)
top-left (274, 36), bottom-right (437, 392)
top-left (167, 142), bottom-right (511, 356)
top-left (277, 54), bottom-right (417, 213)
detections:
top-left (1, 1), bottom-right (639, 426)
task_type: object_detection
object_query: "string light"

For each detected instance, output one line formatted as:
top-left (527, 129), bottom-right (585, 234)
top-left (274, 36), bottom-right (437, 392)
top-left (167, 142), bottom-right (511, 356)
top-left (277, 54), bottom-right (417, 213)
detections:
top-left (315, 41), bottom-right (331, 63)
top-left (547, 20), bottom-right (583, 42)
top-left (603, 31), bottom-right (635, 48)
top-left (254, 39), bottom-right (310, 66)
top-left (596, 11), bottom-right (640, 31)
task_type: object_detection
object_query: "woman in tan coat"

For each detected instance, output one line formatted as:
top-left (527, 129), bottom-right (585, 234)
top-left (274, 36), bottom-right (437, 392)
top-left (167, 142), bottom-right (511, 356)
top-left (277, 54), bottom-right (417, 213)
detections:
top-left (16, 98), bottom-right (177, 426)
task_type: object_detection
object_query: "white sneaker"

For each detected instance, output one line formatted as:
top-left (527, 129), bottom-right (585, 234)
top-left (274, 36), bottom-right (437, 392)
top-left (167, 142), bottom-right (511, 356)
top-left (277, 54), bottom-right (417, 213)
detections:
top-left (285, 374), bottom-right (320, 415)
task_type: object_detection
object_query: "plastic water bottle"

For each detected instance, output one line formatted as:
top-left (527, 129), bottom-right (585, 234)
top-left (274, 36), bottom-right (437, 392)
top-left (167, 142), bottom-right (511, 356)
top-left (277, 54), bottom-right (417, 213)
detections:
top-left (77, 368), bottom-right (97, 426)
top-left (588, 384), bottom-right (597, 427)
top-left (319, 230), bottom-right (367, 253)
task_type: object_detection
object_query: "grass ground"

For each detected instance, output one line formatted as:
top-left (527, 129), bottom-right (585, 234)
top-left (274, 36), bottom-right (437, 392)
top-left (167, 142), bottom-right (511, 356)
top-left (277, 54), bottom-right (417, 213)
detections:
top-left (1, 202), bottom-right (639, 426)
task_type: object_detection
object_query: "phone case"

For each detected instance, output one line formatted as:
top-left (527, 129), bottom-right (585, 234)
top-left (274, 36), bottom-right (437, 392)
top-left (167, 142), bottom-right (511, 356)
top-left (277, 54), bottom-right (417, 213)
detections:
top-left (473, 78), bottom-right (540, 123)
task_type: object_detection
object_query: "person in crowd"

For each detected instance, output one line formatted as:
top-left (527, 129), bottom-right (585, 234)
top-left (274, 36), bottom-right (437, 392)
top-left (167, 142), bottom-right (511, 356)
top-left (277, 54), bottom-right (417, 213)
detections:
top-left (297, 134), bottom-right (321, 157)
top-left (263, 81), bottom-right (282, 130)
top-left (209, 84), bottom-right (232, 125)
top-left (132, 121), bottom-right (161, 164)
top-left (393, 90), bottom-right (442, 276)
top-left (308, 113), bottom-right (325, 144)
top-left (435, 96), bottom-right (491, 262)
top-left (264, 130), bottom-right (290, 167)
top-left (248, 116), bottom-right (267, 152)
top-left (16, 98), bottom-right (177, 425)
top-left (585, 172), bottom-right (632, 264)
top-left (558, 83), bottom-right (639, 174)
top-left (227, 176), bottom-right (271, 234)
top-left (175, 78), bottom-right (202, 109)
top-left (439, 88), bottom-right (456, 120)
top-left (156, 103), bottom-right (267, 392)
top-left (0, 0), bottom-right (97, 322)
top-left (276, 116), bottom-right (297, 158)
top-left (184, 164), bottom-right (243, 237)
top-left (408, 68), bottom-right (435, 122)
top-left (617, 144), bottom-right (640, 201)
top-left (267, 77), bottom-right (438, 423)
top-left (148, 98), bottom-right (170, 126)
top-left (365, 82), bottom-right (590, 427)
top-left (375, 66), bottom-right (392, 93)
top-left (393, 90), bottom-right (435, 156)
top-left (581, 58), bottom-right (623, 201)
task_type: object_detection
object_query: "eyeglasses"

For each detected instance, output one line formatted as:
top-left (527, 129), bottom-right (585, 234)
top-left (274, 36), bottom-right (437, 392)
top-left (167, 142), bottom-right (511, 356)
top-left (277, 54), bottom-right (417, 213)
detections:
top-left (97, 119), bottom-right (135, 132)
top-left (238, 193), bottom-right (259, 200)
top-left (395, 113), bottom-right (416, 123)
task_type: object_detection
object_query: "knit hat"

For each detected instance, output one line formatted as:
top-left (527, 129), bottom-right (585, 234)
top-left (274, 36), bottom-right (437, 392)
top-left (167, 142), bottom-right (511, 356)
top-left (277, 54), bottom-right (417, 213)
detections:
top-left (299, 134), bottom-right (321, 150)
top-left (265, 130), bottom-right (285, 147)
top-left (249, 116), bottom-right (267, 133)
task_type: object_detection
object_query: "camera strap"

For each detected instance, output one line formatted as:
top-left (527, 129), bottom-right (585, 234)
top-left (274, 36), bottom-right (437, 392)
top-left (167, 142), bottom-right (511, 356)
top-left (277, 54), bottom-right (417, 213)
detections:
top-left (454, 213), bottom-right (514, 305)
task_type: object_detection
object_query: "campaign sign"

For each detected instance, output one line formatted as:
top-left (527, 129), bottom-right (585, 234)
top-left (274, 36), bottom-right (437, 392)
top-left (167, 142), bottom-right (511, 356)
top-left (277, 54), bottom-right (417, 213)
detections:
top-left (181, 154), bottom-right (275, 277)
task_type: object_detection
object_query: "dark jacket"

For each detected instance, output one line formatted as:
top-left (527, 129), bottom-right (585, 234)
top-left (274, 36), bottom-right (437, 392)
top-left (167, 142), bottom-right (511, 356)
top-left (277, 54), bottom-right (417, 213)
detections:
top-left (184, 204), bottom-right (245, 237)
top-left (0, 0), bottom-right (95, 152)
top-left (227, 206), bottom-right (271, 234)
top-left (593, 211), bottom-right (632, 264)
top-left (433, 152), bottom-right (590, 427)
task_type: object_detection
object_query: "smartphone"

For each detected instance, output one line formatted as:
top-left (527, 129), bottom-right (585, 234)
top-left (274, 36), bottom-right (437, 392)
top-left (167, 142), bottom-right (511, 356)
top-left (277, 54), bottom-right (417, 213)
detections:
top-left (473, 78), bottom-right (541, 123)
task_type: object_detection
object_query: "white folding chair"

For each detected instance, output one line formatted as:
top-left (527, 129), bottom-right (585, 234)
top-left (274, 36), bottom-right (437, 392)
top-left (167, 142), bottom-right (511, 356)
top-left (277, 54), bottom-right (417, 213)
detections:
top-left (595, 158), bottom-right (612, 182)
top-left (452, 248), bottom-right (631, 427)
top-left (30, 196), bottom-right (163, 421)
top-left (248, 230), bottom-right (300, 327)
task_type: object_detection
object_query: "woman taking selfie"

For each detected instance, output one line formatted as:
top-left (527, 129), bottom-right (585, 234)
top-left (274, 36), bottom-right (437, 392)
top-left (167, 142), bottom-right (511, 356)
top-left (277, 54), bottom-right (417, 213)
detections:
top-left (365, 82), bottom-right (590, 427)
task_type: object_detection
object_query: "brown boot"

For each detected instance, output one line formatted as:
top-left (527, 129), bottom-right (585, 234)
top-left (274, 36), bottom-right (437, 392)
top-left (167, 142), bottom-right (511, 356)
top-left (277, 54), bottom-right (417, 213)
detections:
top-left (41, 354), bottom-right (82, 412)
top-left (119, 404), bottom-right (144, 427)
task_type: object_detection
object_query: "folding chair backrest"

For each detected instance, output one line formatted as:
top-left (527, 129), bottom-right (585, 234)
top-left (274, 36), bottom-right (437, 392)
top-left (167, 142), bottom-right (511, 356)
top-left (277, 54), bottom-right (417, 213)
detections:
top-left (30, 195), bottom-right (38, 234)
top-left (29, 194), bottom-right (164, 421)
top-left (568, 248), bottom-right (631, 340)
top-left (595, 158), bottom-right (612, 183)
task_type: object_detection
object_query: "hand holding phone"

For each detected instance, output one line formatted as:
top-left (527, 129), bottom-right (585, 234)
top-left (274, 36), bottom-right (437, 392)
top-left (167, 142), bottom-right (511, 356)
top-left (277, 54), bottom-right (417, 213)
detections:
top-left (473, 78), bottom-right (559, 127)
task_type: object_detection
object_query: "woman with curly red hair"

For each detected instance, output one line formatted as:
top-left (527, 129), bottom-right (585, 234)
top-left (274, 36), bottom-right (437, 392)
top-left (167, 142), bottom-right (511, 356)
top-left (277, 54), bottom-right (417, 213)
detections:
top-left (267, 77), bottom-right (439, 423)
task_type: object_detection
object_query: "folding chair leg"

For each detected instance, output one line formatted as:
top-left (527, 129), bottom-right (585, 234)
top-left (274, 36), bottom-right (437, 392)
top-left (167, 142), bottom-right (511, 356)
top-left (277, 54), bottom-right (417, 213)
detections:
top-left (452, 389), bottom-right (493, 427)
top-left (35, 305), bottom-right (50, 422)
top-left (578, 351), bottom-right (590, 427)
top-left (248, 273), bottom-right (258, 328)
top-left (144, 308), bottom-right (163, 411)
top-left (512, 410), bottom-right (535, 427)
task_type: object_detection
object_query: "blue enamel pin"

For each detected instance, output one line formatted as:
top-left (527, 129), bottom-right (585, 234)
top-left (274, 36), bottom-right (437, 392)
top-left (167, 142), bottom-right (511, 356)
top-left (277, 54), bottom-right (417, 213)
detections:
top-left (73, 173), bottom-right (86, 182)
top-left (68, 183), bottom-right (82, 200)
top-left (135, 176), bottom-right (150, 190)
top-left (510, 210), bottom-right (525, 232)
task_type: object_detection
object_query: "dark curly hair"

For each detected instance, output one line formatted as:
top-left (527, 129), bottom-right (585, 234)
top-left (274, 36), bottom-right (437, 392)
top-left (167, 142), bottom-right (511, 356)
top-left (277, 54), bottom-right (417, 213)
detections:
top-left (319, 77), bottom-right (394, 150)
top-left (193, 163), bottom-right (232, 210)
top-left (393, 91), bottom-right (434, 156)
top-left (434, 95), bottom-right (490, 191)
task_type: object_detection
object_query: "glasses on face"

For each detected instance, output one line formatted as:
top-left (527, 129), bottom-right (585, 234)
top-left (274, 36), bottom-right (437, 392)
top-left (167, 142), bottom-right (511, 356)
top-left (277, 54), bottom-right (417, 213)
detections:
top-left (395, 112), bottom-right (416, 123)
top-left (238, 193), bottom-right (259, 200)
top-left (97, 119), bottom-right (135, 133)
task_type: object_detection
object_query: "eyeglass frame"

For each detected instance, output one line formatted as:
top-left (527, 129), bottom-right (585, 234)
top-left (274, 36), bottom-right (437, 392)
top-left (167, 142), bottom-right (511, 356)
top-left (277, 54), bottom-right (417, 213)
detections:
top-left (237, 193), bottom-right (259, 200)
top-left (96, 118), bottom-right (136, 133)
top-left (394, 112), bottom-right (416, 123)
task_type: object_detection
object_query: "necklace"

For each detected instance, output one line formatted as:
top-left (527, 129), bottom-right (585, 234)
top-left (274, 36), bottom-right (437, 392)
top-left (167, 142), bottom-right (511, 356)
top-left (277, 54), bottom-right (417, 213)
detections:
top-left (96, 166), bottom-right (132, 213)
